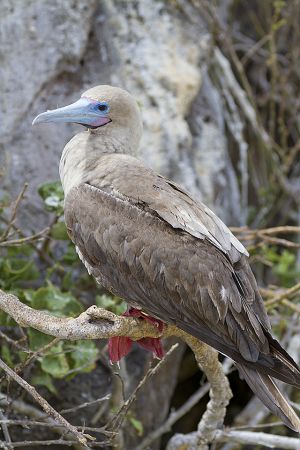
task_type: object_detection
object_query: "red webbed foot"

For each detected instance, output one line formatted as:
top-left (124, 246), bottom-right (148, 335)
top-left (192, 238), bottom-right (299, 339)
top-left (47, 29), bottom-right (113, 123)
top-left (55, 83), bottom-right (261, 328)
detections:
top-left (108, 308), bottom-right (165, 363)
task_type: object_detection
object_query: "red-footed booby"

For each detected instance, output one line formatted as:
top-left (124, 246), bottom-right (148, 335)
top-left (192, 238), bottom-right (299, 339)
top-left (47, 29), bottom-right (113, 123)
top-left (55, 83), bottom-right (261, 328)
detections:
top-left (33, 85), bottom-right (300, 431)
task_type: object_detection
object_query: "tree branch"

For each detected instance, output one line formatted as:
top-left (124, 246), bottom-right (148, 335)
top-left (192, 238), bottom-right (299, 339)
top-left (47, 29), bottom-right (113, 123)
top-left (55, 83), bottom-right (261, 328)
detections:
top-left (0, 184), bottom-right (28, 243)
top-left (0, 290), bottom-right (165, 341)
top-left (0, 358), bottom-right (92, 446)
top-left (0, 410), bottom-right (13, 450)
top-left (5, 288), bottom-right (293, 450)
top-left (134, 359), bottom-right (233, 450)
top-left (166, 429), bottom-right (300, 450)
top-left (0, 392), bottom-right (112, 450)
top-left (0, 289), bottom-right (235, 445)
top-left (166, 334), bottom-right (233, 450)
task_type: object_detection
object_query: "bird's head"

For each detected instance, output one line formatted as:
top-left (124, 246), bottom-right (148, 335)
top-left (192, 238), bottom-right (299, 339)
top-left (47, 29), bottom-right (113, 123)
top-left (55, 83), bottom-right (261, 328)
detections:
top-left (33, 85), bottom-right (143, 151)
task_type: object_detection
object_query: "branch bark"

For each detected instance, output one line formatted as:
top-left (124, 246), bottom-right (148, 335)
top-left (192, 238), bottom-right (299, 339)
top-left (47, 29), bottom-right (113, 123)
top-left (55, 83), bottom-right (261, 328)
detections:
top-left (134, 359), bottom-right (233, 450)
top-left (0, 392), bottom-right (112, 450)
top-left (2, 288), bottom-right (296, 450)
top-left (0, 290), bottom-right (165, 341)
top-left (0, 289), bottom-right (233, 448)
top-left (167, 429), bottom-right (300, 450)
top-left (0, 358), bottom-right (92, 446)
top-left (166, 334), bottom-right (233, 450)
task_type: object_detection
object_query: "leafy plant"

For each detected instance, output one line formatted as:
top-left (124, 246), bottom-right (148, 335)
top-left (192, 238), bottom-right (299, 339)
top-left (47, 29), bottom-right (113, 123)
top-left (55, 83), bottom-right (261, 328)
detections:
top-left (263, 246), bottom-right (300, 287)
top-left (38, 181), bottom-right (64, 215)
top-left (0, 182), bottom-right (102, 393)
top-left (96, 294), bottom-right (127, 315)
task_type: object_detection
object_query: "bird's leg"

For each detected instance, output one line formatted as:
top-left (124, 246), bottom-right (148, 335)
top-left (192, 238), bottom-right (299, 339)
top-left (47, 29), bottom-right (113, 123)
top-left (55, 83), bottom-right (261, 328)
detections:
top-left (108, 307), bottom-right (165, 363)
top-left (123, 307), bottom-right (164, 331)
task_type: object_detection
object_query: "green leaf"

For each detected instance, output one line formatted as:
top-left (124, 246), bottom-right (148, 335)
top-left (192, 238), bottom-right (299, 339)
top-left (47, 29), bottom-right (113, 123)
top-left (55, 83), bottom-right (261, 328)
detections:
top-left (0, 311), bottom-right (8, 326)
top-left (129, 416), bottom-right (143, 436)
top-left (0, 257), bottom-right (39, 287)
top-left (50, 221), bottom-right (69, 240)
top-left (272, 18), bottom-right (287, 32)
top-left (61, 271), bottom-right (72, 291)
top-left (41, 342), bottom-right (70, 378)
top-left (61, 245), bottom-right (79, 265)
top-left (17, 350), bottom-right (28, 363)
top-left (7, 244), bottom-right (34, 257)
top-left (27, 328), bottom-right (53, 351)
top-left (96, 294), bottom-right (126, 315)
top-left (38, 181), bottom-right (64, 215)
top-left (69, 340), bottom-right (98, 373)
top-left (274, 0), bottom-right (286, 13)
top-left (31, 284), bottom-right (83, 317)
top-left (23, 289), bottom-right (36, 303)
top-left (31, 371), bottom-right (57, 394)
top-left (45, 262), bottom-right (64, 280)
top-left (1, 344), bottom-right (14, 367)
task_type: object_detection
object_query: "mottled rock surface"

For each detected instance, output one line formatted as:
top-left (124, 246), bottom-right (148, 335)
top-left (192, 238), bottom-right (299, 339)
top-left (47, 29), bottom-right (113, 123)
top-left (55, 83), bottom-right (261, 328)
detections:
top-left (1, 0), bottom-right (242, 231)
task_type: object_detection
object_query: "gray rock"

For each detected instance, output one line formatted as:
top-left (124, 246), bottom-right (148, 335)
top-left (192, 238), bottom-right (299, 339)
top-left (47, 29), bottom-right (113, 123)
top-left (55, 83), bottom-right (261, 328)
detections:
top-left (1, 0), bottom-right (242, 231)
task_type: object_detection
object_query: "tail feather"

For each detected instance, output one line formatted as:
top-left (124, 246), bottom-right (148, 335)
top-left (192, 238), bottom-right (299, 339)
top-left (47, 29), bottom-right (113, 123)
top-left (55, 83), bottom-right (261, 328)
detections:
top-left (268, 333), bottom-right (300, 386)
top-left (246, 332), bottom-right (300, 388)
top-left (237, 364), bottom-right (300, 432)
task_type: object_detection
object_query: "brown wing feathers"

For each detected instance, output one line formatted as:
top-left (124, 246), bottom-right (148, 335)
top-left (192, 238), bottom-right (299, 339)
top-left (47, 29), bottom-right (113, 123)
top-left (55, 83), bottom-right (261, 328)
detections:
top-left (35, 84), bottom-right (300, 430)
top-left (65, 182), bottom-right (300, 431)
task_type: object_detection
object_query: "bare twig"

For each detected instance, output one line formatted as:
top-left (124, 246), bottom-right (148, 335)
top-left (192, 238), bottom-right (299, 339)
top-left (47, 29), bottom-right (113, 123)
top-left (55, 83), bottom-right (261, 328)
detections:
top-left (230, 225), bottom-right (300, 249)
top-left (0, 440), bottom-right (110, 448)
top-left (59, 395), bottom-right (111, 415)
top-left (15, 337), bottom-right (60, 375)
top-left (214, 429), bottom-right (300, 449)
top-left (0, 392), bottom-right (113, 450)
top-left (0, 227), bottom-right (50, 247)
top-left (167, 429), bottom-right (300, 450)
top-left (165, 348), bottom-right (232, 449)
top-left (0, 330), bottom-right (29, 353)
top-left (265, 282), bottom-right (300, 307)
top-left (108, 344), bottom-right (179, 436)
top-left (0, 184), bottom-right (28, 242)
top-left (0, 410), bottom-right (12, 450)
top-left (0, 358), bottom-right (91, 446)
top-left (0, 419), bottom-right (114, 435)
top-left (134, 359), bottom-right (233, 450)
top-left (281, 299), bottom-right (300, 315)
top-left (184, 335), bottom-right (233, 450)
top-left (240, 34), bottom-right (270, 66)
top-left (257, 232), bottom-right (300, 249)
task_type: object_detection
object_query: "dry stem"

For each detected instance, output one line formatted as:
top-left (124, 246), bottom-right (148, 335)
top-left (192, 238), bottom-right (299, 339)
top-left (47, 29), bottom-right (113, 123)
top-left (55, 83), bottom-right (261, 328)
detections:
top-left (167, 429), bottom-right (300, 450)
top-left (0, 358), bottom-right (91, 446)
top-left (1, 288), bottom-right (298, 449)
top-left (0, 290), bottom-right (165, 341)
top-left (0, 184), bottom-right (28, 242)
top-left (0, 288), bottom-right (233, 448)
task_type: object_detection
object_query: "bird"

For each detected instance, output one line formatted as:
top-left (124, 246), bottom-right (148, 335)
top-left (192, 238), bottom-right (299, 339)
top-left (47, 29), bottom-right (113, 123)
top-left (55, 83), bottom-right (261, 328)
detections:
top-left (33, 85), bottom-right (300, 431)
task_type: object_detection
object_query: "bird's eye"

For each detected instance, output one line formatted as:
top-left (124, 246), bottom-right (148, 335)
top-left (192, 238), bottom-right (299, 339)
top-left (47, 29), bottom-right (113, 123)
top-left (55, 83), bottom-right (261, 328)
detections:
top-left (98, 104), bottom-right (108, 112)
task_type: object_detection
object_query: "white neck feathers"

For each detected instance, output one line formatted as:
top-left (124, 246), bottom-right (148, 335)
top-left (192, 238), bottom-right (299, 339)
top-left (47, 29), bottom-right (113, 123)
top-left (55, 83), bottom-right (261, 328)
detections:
top-left (59, 127), bottom-right (141, 196)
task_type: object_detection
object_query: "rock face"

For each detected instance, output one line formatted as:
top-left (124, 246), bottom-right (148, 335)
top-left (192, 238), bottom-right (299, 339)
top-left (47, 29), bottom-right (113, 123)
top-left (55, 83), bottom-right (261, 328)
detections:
top-left (1, 0), bottom-right (98, 228)
top-left (0, 1), bottom-right (244, 448)
top-left (1, 0), bottom-right (242, 230)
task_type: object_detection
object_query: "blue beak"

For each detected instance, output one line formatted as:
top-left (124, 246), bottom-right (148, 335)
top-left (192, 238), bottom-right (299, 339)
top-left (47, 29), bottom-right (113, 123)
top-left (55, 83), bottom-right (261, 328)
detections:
top-left (32, 97), bottom-right (111, 128)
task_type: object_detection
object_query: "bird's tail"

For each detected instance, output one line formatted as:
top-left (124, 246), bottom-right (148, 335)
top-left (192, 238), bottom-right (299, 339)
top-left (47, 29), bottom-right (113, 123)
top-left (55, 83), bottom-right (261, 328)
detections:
top-left (237, 363), bottom-right (300, 432)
